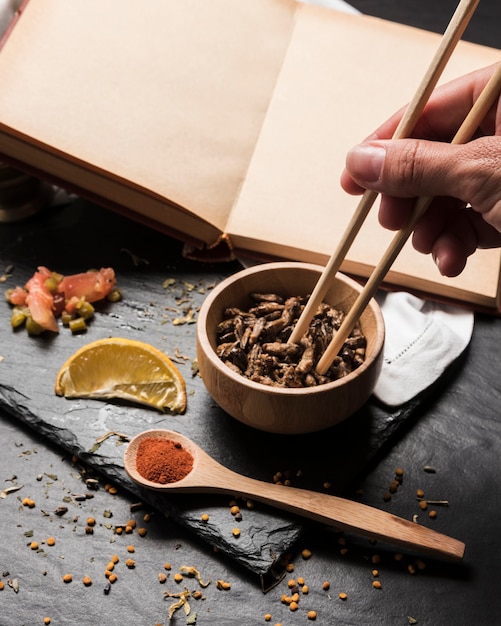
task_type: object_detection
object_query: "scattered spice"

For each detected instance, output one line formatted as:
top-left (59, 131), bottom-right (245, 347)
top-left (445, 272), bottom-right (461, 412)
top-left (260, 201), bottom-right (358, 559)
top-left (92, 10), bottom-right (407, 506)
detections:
top-left (135, 438), bottom-right (194, 484)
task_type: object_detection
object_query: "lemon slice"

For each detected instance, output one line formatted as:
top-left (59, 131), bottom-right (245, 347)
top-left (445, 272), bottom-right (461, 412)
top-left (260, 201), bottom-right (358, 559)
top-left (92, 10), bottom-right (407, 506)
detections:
top-left (55, 337), bottom-right (187, 413)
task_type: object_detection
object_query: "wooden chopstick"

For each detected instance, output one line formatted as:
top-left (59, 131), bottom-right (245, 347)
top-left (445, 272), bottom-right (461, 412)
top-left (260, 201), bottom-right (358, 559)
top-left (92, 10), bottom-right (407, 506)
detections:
top-left (316, 60), bottom-right (501, 375)
top-left (288, 0), bottom-right (480, 346)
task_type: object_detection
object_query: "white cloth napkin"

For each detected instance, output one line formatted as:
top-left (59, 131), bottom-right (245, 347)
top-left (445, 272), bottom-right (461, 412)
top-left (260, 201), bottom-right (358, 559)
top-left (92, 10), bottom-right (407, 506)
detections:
top-left (374, 292), bottom-right (474, 406)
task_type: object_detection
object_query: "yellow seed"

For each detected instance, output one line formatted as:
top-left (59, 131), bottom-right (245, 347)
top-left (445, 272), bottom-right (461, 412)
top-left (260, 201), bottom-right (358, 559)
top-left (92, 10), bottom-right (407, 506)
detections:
top-left (307, 611), bottom-right (317, 620)
top-left (82, 576), bottom-right (92, 586)
top-left (289, 601), bottom-right (299, 611)
top-left (62, 574), bottom-right (73, 583)
top-left (371, 554), bottom-right (381, 565)
top-left (230, 505), bottom-right (240, 516)
top-left (408, 564), bottom-right (416, 575)
top-left (127, 519), bottom-right (137, 529)
top-left (192, 590), bottom-right (203, 599)
top-left (419, 500), bottom-right (428, 510)
top-left (285, 563), bottom-right (294, 573)
top-left (339, 592), bottom-right (348, 600)
top-left (127, 545), bottom-right (135, 553)
top-left (44, 618), bottom-right (51, 625)
top-left (302, 584), bottom-right (309, 594)
top-left (291, 592), bottom-right (299, 603)
top-left (301, 549), bottom-right (312, 560)
top-left (125, 525), bottom-right (134, 534)
top-left (201, 513), bottom-right (209, 522)
top-left (143, 513), bottom-right (151, 522)
top-left (340, 548), bottom-right (348, 556)
top-left (85, 526), bottom-right (94, 535)
top-left (158, 573), bottom-right (167, 583)
top-left (30, 541), bottom-right (39, 550)
top-left (372, 569), bottom-right (379, 577)
top-left (104, 570), bottom-right (111, 579)
top-left (46, 537), bottom-right (56, 547)
top-left (125, 559), bottom-right (135, 568)
top-left (137, 527), bottom-right (147, 537)
top-left (395, 468), bottom-right (404, 477)
top-left (296, 576), bottom-right (304, 585)
top-left (174, 573), bottom-right (183, 583)
top-left (372, 580), bottom-right (382, 589)
top-left (114, 526), bottom-right (123, 535)
top-left (108, 573), bottom-right (118, 584)
top-left (106, 562), bottom-right (115, 572)
top-left (164, 563), bottom-right (172, 571)
top-left (108, 486), bottom-right (118, 495)
top-left (287, 579), bottom-right (296, 588)
top-left (416, 488), bottom-right (425, 498)
top-left (232, 528), bottom-right (241, 538)
top-left (0, 581), bottom-right (4, 590)
top-left (429, 510), bottom-right (437, 519)
top-left (111, 554), bottom-right (119, 564)
top-left (246, 500), bottom-right (255, 509)
top-left (322, 581), bottom-right (330, 591)
top-left (264, 615), bottom-right (272, 622)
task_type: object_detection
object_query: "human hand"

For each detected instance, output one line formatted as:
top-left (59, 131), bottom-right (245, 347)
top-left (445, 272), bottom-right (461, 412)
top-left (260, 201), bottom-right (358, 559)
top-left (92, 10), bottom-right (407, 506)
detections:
top-left (341, 63), bottom-right (501, 277)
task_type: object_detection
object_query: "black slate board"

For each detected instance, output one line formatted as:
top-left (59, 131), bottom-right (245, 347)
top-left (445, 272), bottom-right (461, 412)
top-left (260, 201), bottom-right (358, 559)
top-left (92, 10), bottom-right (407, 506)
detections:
top-left (0, 198), bottom-right (460, 577)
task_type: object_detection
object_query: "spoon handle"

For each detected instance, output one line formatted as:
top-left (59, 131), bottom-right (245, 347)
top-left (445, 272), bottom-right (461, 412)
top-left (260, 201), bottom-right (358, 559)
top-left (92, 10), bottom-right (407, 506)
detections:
top-left (203, 463), bottom-right (464, 560)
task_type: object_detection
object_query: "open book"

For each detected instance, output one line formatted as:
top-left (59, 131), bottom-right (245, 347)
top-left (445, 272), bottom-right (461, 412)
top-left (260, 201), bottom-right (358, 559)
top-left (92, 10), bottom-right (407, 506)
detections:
top-left (0, 0), bottom-right (500, 310)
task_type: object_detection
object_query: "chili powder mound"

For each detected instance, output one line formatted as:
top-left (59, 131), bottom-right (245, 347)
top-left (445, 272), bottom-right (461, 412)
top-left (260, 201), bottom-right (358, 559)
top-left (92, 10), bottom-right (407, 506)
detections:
top-left (135, 438), bottom-right (194, 484)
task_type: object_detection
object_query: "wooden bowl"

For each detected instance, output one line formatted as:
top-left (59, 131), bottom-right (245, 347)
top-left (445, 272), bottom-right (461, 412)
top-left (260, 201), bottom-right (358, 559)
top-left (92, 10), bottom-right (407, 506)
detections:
top-left (196, 262), bottom-right (385, 434)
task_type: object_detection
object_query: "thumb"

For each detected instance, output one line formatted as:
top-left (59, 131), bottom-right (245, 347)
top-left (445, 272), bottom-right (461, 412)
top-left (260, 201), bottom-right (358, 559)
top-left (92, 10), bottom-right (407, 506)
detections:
top-left (345, 137), bottom-right (501, 218)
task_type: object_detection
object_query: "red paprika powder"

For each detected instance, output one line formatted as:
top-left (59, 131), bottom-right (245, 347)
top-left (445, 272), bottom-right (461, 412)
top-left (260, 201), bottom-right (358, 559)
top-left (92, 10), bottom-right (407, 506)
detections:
top-left (135, 438), bottom-right (193, 484)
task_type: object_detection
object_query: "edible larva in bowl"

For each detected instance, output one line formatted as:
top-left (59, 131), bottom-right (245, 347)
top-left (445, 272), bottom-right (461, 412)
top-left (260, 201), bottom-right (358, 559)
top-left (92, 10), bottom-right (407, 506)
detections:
top-left (196, 262), bottom-right (385, 434)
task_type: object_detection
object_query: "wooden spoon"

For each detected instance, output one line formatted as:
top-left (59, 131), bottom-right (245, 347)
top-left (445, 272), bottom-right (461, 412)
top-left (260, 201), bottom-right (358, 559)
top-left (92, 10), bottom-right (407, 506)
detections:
top-left (124, 429), bottom-right (465, 560)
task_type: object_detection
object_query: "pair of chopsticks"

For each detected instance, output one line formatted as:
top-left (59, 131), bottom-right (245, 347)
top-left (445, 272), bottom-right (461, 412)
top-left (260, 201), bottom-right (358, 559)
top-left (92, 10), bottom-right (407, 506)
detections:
top-left (288, 0), bottom-right (501, 375)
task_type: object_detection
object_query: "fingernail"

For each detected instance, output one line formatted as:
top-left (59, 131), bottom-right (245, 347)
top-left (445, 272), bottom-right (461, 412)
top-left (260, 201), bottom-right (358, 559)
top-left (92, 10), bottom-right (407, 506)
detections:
top-left (346, 144), bottom-right (386, 184)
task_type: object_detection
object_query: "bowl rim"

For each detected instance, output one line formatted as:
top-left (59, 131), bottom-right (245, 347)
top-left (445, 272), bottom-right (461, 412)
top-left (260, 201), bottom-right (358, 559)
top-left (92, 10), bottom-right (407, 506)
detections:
top-left (197, 261), bottom-right (385, 396)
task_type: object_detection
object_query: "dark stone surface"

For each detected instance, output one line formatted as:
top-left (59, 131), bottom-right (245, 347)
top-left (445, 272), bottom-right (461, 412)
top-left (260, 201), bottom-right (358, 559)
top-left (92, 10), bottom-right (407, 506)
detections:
top-left (0, 198), bottom-right (444, 577)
